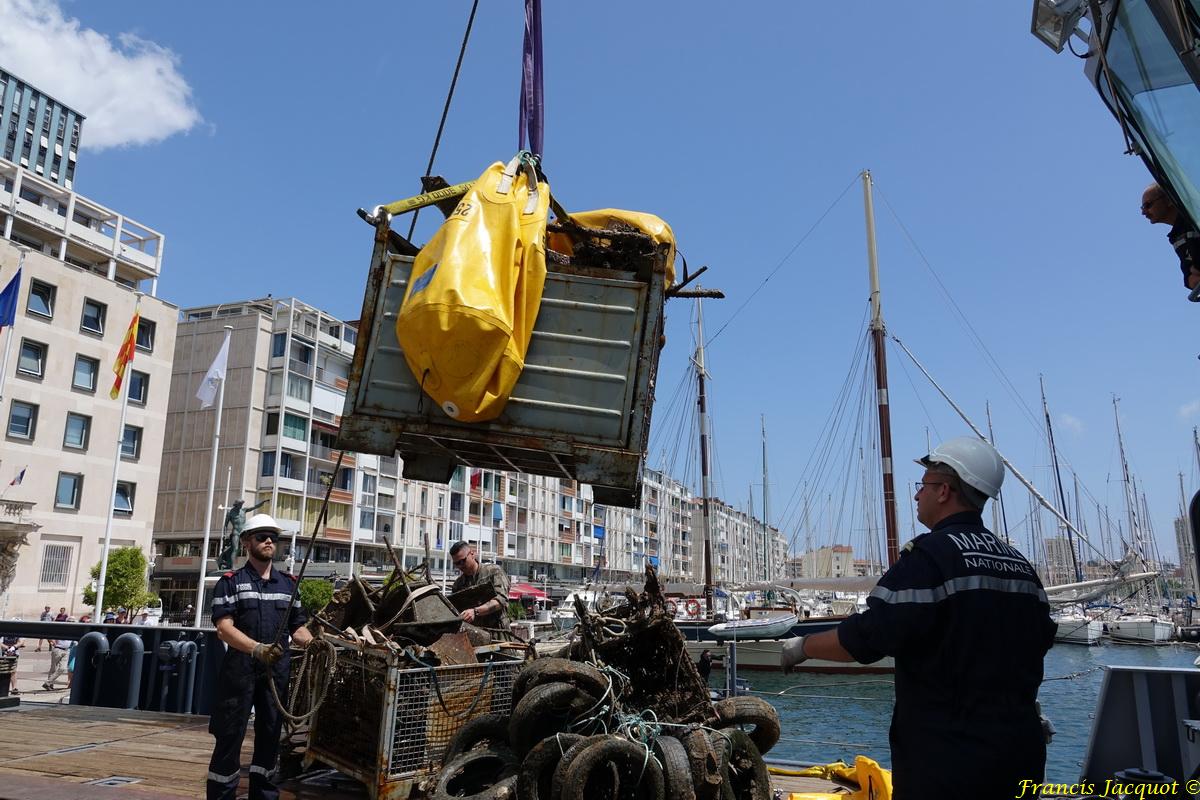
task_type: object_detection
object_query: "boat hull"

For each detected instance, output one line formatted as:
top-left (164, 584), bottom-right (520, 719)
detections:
top-left (1108, 618), bottom-right (1174, 643)
top-left (682, 638), bottom-right (894, 673)
top-left (1053, 617), bottom-right (1103, 645)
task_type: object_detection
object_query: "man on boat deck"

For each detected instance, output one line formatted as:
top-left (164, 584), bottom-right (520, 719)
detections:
top-left (1141, 182), bottom-right (1200, 295)
top-left (781, 436), bottom-right (1057, 800)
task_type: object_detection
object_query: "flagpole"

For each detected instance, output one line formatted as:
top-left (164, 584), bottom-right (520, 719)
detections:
top-left (194, 326), bottom-right (232, 627)
top-left (0, 248), bottom-right (29, 406)
top-left (95, 292), bottom-right (143, 618)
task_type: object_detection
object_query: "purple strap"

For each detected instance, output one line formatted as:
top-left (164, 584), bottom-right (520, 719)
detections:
top-left (519, 0), bottom-right (544, 158)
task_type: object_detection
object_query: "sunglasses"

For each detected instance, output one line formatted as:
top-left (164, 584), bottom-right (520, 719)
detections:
top-left (453, 556), bottom-right (470, 567)
top-left (253, 532), bottom-right (279, 543)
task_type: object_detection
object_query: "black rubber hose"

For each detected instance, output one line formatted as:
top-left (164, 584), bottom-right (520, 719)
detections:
top-left (516, 733), bottom-right (583, 800)
top-left (654, 735), bottom-right (696, 800)
top-left (560, 736), bottom-right (666, 800)
top-left (445, 712), bottom-right (511, 764)
top-left (711, 696), bottom-right (781, 755)
top-left (431, 747), bottom-right (520, 800)
top-left (508, 682), bottom-right (602, 756)
top-left (512, 658), bottom-right (610, 705)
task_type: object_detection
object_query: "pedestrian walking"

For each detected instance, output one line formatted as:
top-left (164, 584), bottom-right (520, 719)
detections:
top-left (43, 637), bottom-right (71, 690)
top-left (36, 605), bottom-right (51, 651)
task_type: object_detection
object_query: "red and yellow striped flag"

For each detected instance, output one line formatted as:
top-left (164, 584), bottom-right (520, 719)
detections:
top-left (110, 309), bottom-right (140, 400)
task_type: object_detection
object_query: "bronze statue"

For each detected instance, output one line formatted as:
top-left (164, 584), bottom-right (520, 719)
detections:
top-left (217, 498), bottom-right (269, 570)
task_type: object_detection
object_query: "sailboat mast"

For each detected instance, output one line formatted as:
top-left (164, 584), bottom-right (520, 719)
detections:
top-left (695, 298), bottom-right (716, 614)
top-left (1041, 375), bottom-right (1082, 582)
top-left (985, 402), bottom-right (1011, 541)
top-left (1113, 397), bottom-right (1142, 560)
top-left (862, 170), bottom-right (900, 567)
top-left (762, 415), bottom-right (771, 582)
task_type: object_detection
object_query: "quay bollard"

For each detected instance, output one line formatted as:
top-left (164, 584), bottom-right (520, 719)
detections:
top-left (70, 632), bottom-right (109, 707)
top-left (110, 632), bottom-right (144, 710)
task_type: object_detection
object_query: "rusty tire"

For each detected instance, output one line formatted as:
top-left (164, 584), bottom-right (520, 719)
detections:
top-left (508, 682), bottom-right (600, 757)
top-left (653, 735), bottom-right (696, 800)
top-left (720, 730), bottom-right (770, 800)
top-left (681, 728), bottom-right (722, 800)
top-left (560, 736), bottom-right (665, 800)
top-left (431, 748), bottom-right (520, 800)
top-left (516, 733), bottom-right (583, 800)
top-left (550, 735), bottom-right (610, 800)
top-left (711, 696), bottom-right (781, 755)
top-left (512, 658), bottom-right (609, 705)
top-left (446, 713), bottom-right (511, 763)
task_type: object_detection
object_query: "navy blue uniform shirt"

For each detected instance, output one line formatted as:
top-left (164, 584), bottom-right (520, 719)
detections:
top-left (837, 511), bottom-right (1057, 798)
top-left (211, 562), bottom-right (307, 676)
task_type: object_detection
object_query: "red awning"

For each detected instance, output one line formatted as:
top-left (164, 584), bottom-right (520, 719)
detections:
top-left (509, 582), bottom-right (548, 599)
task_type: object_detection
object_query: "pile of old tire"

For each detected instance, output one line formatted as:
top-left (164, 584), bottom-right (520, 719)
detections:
top-left (430, 658), bottom-right (782, 800)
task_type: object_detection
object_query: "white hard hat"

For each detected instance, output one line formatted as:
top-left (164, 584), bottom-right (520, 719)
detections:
top-left (916, 436), bottom-right (1005, 499)
top-left (242, 513), bottom-right (282, 535)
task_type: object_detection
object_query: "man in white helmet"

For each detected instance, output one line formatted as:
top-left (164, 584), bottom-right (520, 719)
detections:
top-left (781, 436), bottom-right (1056, 800)
top-left (206, 512), bottom-right (312, 800)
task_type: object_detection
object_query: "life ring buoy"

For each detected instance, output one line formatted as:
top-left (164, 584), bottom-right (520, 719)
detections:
top-left (666, 600), bottom-right (678, 616)
top-left (685, 599), bottom-right (702, 618)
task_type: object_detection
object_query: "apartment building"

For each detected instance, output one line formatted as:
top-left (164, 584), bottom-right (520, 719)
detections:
top-left (152, 297), bottom-right (421, 614)
top-left (687, 497), bottom-right (787, 584)
top-left (0, 68), bottom-right (84, 189)
top-left (800, 544), bottom-right (856, 579)
top-left (0, 229), bottom-right (173, 618)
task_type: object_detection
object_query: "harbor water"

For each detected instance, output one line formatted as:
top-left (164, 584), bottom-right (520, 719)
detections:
top-left (715, 640), bottom-right (1200, 781)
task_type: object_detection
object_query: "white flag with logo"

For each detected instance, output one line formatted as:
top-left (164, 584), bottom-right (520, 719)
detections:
top-left (196, 329), bottom-right (231, 409)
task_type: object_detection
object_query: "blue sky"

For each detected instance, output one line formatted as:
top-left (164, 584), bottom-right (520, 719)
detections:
top-left (5, 1), bottom-right (1197, 568)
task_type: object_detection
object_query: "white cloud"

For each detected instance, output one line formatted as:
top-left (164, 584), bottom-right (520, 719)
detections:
top-left (1058, 413), bottom-right (1084, 434)
top-left (1180, 400), bottom-right (1200, 420)
top-left (0, 0), bottom-right (201, 150)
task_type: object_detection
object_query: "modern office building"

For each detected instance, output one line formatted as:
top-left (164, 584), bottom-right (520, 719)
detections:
top-left (1, 68), bottom-right (84, 189)
top-left (0, 232), bottom-right (175, 619)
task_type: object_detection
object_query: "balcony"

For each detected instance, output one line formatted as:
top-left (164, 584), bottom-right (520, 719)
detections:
top-left (289, 358), bottom-right (314, 378)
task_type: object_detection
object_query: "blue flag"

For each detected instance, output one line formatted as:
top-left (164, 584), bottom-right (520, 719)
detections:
top-left (0, 268), bottom-right (19, 331)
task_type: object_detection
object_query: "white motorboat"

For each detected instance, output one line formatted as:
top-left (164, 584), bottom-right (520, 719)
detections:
top-left (1108, 615), bottom-right (1175, 643)
top-left (707, 610), bottom-right (798, 640)
top-left (682, 637), bottom-right (895, 674)
top-left (1052, 614), bottom-right (1103, 645)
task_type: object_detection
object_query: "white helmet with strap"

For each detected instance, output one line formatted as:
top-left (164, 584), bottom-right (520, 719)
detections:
top-left (242, 513), bottom-right (282, 535)
top-left (916, 436), bottom-right (1004, 499)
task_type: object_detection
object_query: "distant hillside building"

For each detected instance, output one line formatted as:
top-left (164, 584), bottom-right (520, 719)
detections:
top-left (802, 544), bottom-right (855, 578)
top-left (0, 68), bottom-right (84, 189)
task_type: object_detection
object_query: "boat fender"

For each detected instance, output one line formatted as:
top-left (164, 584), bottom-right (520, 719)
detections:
top-left (680, 727), bottom-right (723, 800)
top-left (517, 733), bottom-right (583, 800)
top-left (512, 658), bottom-right (609, 706)
top-left (717, 730), bottom-right (770, 800)
top-left (445, 712), bottom-right (511, 763)
top-left (653, 735), bottom-right (697, 800)
top-left (550, 735), bottom-right (611, 800)
top-left (712, 696), bottom-right (781, 755)
top-left (560, 736), bottom-right (666, 800)
top-left (431, 748), bottom-right (520, 800)
top-left (508, 682), bottom-right (602, 757)
top-left (685, 599), bottom-right (702, 618)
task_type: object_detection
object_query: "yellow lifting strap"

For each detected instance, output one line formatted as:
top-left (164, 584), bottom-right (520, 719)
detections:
top-left (770, 756), bottom-right (893, 800)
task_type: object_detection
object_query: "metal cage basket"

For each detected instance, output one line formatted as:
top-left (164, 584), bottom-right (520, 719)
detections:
top-left (306, 637), bottom-right (522, 800)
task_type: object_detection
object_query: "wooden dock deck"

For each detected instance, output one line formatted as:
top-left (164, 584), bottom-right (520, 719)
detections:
top-left (0, 702), bottom-right (844, 799)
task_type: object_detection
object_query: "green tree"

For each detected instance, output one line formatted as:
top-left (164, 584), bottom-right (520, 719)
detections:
top-left (82, 547), bottom-right (157, 613)
top-left (298, 579), bottom-right (333, 613)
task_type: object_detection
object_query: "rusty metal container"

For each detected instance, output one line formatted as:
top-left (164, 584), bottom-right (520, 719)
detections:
top-left (306, 638), bottom-right (522, 800)
top-left (337, 223), bottom-right (670, 507)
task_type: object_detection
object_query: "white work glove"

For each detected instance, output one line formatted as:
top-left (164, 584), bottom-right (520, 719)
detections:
top-left (780, 635), bottom-right (809, 674)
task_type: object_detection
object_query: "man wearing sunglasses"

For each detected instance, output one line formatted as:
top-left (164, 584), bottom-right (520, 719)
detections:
top-left (450, 541), bottom-right (510, 630)
top-left (1141, 182), bottom-right (1200, 295)
top-left (781, 437), bottom-right (1056, 800)
top-left (207, 513), bottom-right (312, 800)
